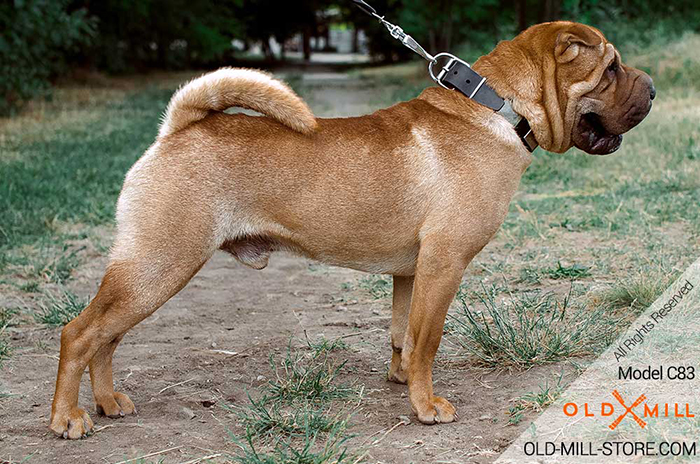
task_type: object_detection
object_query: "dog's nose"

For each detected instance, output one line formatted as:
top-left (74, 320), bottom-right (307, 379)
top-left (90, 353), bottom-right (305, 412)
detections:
top-left (650, 84), bottom-right (656, 101)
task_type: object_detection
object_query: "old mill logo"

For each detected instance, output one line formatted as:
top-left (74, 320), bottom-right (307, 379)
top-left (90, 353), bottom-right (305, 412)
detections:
top-left (563, 390), bottom-right (694, 430)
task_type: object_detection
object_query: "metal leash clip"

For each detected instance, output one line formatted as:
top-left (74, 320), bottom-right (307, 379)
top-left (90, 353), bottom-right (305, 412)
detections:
top-left (352, 0), bottom-right (434, 63)
top-left (352, 0), bottom-right (476, 89)
top-left (352, 0), bottom-right (538, 152)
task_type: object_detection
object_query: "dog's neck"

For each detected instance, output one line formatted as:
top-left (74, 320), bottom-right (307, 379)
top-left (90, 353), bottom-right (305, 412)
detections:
top-left (424, 48), bottom-right (542, 152)
top-left (473, 41), bottom-right (555, 152)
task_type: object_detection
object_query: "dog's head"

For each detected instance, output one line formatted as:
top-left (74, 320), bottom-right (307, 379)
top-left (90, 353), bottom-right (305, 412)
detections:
top-left (475, 21), bottom-right (655, 154)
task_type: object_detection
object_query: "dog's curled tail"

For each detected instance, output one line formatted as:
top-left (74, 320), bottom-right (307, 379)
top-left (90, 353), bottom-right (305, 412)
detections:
top-left (158, 67), bottom-right (317, 138)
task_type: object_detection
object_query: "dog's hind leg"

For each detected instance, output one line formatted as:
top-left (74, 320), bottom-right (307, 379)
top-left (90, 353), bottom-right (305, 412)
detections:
top-left (49, 189), bottom-right (219, 438)
top-left (49, 250), bottom-right (211, 438)
top-left (89, 334), bottom-right (133, 418)
top-left (388, 275), bottom-right (413, 384)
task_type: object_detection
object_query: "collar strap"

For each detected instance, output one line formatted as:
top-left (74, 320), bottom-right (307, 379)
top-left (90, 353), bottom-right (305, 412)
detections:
top-left (430, 54), bottom-right (538, 152)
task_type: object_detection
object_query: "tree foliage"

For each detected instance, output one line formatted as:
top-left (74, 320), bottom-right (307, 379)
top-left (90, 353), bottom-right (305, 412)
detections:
top-left (0, 0), bottom-right (95, 115)
top-left (69, 0), bottom-right (246, 72)
top-left (2, 0), bottom-right (700, 114)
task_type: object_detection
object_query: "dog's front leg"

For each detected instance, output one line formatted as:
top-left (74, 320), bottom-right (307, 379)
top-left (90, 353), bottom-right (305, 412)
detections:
top-left (402, 236), bottom-right (471, 424)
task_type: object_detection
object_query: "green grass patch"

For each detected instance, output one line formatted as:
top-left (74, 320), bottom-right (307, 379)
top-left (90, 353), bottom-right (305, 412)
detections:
top-left (27, 243), bottom-right (84, 284)
top-left (0, 307), bottom-right (18, 367)
top-left (592, 268), bottom-right (678, 314)
top-left (0, 335), bottom-right (11, 367)
top-left (233, 423), bottom-right (356, 464)
top-left (0, 307), bottom-right (20, 328)
top-left (356, 274), bottom-right (392, 300)
top-left (237, 397), bottom-right (343, 439)
top-left (446, 285), bottom-right (616, 367)
top-left (305, 336), bottom-right (348, 354)
top-left (545, 262), bottom-right (591, 280)
top-left (265, 347), bottom-right (358, 405)
top-left (34, 290), bottom-right (89, 327)
top-left (0, 84), bottom-right (171, 266)
top-left (517, 262), bottom-right (591, 284)
top-left (228, 344), bottom-right (363, 463)
top-left (508, 372), bottom-right (565, 425)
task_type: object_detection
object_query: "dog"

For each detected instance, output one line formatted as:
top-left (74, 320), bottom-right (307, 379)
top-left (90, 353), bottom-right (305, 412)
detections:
top-left (49, 21), bottom-right (654, 438)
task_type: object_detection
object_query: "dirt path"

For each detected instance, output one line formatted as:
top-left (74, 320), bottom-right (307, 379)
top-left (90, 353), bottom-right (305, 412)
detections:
top-left (1, 70), bottom-right (558, 463)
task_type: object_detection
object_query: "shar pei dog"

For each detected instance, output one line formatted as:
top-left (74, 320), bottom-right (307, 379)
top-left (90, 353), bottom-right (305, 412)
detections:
top-left (49, 21), bottom-right (654, 438)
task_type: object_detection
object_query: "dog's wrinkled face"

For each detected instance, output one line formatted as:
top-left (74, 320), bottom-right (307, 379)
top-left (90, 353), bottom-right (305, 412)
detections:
top-left (551, 23), bottom-right (655, 155)
top-left (476, 22), bottom-right (655, 155)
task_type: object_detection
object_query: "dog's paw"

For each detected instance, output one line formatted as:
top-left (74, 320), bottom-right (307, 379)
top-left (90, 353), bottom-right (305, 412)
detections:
top-left (49, 407), bottom-right (94, 439)
top-left (416, 396), bottom-right (457, 424)
top-left (387, 368), bottom-right (408, 384)
top-left (95, 392), bottom-right (136, 418)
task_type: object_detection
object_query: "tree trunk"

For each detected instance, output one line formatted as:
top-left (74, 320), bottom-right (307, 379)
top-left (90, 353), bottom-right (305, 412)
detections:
top-left (303, 27), bottom-right (312, 61)
top-left (517, 0), bottom-right (528, 32)
top-left (431, 0), bottom-right (454, 53)
top-left (539, 0), bottom-right (562, 22)
top-left (323, 25), bottom-right (330, 51)
top-left (261, 38), bottom-right (274, 61)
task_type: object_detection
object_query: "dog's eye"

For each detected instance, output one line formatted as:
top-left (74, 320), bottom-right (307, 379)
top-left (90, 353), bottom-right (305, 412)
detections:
top-left (607, 61), bottom-right (619, 73)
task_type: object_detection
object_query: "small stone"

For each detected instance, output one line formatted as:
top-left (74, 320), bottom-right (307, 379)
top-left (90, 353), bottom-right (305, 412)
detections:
top-left (478, 414), bottom-right (491, 421)
top-left (201, 399), bottom-right (216, 408)
top-left (336, 305), bottom-right (348, 312)
top-left (372, 309), bottom-right (381, 315)
top-left (179, 407), bottom-right (196, 420)
top-left (398, 415), bottom-right (411, 425)
top-left (370, 367), bottom-right (378, 372)
top-left (256, 375), bottom-right (266, 382)
top-left (211, 342), bottom-right (217, 348)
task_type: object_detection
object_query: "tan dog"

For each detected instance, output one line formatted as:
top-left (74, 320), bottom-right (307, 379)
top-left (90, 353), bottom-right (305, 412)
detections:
top-left (49, 21), bottom-right (654, 438)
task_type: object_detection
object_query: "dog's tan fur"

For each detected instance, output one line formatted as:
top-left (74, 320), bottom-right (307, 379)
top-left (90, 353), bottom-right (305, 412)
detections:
top-left (49, 22), bottom-right (654, 438)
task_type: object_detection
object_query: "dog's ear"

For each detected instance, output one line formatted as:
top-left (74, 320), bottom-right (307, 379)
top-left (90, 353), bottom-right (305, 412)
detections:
top-left (555, 24), bottom-right (603, 63)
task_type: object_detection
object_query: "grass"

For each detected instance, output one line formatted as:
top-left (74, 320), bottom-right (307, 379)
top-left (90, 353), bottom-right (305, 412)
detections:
top-left (544, 262), bottom-right (591, 280)
top-left (0, 332), bottom-right (11, 367)
top-left (0, 307), bottom-right (19, 367)
top-left (508, 373), bottom-right (566, 425)
top-left (591, 267), bottom-right (678, 314)
top-left (446, 285), bottom-right (616, 367)
top-left (0, 85), bottom-right (169, 251)
top-left (517, 262), bottom-right (591, 284)
top-left (355, 274), bottom-right (392, 300)
top-left (0, 76), bottom-right (173, 366)
top-left (227, 344), bottom-right (363, 463)
top-left (34, 290), bottom-right (89, 327)
top-left (0, 81), bottom-right (173, 302)
top-left (265, 347), bottom-right (358, 404)
top-left (305, 336), bottom-right (348, 353)
top-left (0, 28), bottom-right (697, 450)
top-left (233, 424), bottom-right (356, 464)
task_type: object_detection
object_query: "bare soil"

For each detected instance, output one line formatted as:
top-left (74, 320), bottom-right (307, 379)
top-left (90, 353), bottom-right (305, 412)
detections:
top-left (2, 248), bottom-right (565, 464)
top-left (0, 70), bottom-right (564, 464)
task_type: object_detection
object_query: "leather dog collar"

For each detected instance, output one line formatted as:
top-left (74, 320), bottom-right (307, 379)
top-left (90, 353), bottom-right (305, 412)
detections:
top-left (351, 0), bottom-right (538, 152)
top-left (431, 56), bottom-right (539, 152)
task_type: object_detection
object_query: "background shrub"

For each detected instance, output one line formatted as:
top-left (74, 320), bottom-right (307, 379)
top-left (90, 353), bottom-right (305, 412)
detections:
top-left (0, 0), bottom-right (95, 115)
